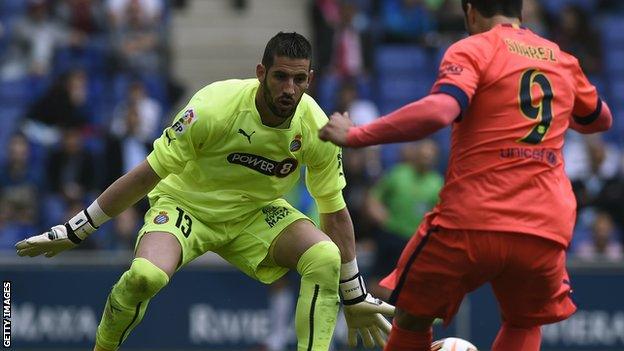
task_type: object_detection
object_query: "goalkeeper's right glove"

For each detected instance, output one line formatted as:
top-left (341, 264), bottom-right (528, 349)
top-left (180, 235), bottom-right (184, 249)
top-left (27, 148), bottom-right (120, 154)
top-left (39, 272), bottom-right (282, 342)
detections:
top-left (340, 259), bottom-right (395, 348)
top-left (15, 201), bottom-right (110, 258)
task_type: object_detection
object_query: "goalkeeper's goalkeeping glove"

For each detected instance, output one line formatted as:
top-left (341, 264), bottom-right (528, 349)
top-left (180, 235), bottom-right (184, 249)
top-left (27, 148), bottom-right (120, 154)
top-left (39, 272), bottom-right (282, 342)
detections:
top-left (340, 258), bottom-right (395, 348)
top-left (15, 201), bottom-right (110, 257)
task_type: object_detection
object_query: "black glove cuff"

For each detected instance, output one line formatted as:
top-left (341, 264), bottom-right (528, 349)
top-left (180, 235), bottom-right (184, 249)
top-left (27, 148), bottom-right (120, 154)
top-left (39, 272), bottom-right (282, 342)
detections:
top-left (339, 273), bottom-right (367, 305)
top-left (64, 223), bottom-right (83, 244)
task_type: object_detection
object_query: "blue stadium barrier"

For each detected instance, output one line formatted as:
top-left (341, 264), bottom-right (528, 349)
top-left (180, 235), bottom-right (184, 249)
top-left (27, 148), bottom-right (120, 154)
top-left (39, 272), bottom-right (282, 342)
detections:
top-left (2, 258), bottom-right (622, 351)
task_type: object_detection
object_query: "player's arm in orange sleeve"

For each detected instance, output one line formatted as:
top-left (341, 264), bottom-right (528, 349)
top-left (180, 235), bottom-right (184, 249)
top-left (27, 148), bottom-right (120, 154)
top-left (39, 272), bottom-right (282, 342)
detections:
top-left (347, 94), bottom-right (460, 146)
top-left (569, 98), bottom-right (613, 134)
top-left (345, 39), bottom-right (486, 147)
top-left (568, 56), bottom-right (613, 134)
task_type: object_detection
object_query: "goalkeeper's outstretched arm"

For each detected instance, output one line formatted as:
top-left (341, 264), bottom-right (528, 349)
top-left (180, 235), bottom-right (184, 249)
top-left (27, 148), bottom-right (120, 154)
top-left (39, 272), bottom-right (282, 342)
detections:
top-left (16, 160), bottom-right (161, 257)
top-left (98, 160), bottom-right (161, 217)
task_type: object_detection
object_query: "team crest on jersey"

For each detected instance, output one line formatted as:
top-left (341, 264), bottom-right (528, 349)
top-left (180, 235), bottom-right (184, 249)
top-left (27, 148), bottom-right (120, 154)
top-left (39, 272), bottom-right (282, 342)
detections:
top-left (289, 134), bottom-right (302, 152)
top-left (170, 108), bottom-right (196, 135)
top-left (153, 211), bottom-right (169, 224)
top-left (227, 152), bottom-right (298, 177)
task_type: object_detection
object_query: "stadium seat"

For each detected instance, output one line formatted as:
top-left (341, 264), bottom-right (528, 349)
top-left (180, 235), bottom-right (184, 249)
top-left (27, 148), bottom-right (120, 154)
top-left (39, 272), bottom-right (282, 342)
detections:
top-left (604, 49), bottom-right (624, 75)
top-left (0, 0), bottom-right (27, 17)
top-left (0, 78), bottom-right (31, 106)
top-left (376, 75), bottom-right (433, 114)
top-left (600, 16), bottom-right (624, 48)
top-left (609, 79), bottom-right (624, 104)
top-left (375, 45), bottom-right (431, 75)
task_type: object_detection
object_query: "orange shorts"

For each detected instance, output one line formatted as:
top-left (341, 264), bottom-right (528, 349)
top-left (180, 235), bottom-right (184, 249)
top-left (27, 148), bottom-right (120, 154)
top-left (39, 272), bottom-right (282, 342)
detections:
top-left (380, 214), bottom-right (576, 327)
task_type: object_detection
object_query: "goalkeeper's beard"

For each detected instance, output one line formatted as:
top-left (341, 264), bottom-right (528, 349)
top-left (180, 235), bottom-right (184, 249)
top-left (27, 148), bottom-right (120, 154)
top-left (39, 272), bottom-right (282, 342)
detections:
top-left (262, 76), bottom-right (299, 120)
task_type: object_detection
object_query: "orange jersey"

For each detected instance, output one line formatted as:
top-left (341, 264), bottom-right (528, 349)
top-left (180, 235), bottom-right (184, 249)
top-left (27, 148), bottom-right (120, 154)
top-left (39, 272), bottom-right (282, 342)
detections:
top-left (429, 24), bottom-right (601, 247)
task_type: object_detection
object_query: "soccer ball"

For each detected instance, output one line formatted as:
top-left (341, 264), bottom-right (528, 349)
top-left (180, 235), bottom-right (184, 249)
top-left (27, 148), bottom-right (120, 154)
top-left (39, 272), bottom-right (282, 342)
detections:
top-left (431, 337), bottom-right (478, 351)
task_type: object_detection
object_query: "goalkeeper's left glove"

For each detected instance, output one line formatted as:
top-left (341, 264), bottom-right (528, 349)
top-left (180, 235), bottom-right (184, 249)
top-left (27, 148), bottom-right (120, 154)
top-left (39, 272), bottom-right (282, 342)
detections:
top-left (340, 258), bottom-right (395, 348)
top-left (15, 200), bottom-right (110, 257)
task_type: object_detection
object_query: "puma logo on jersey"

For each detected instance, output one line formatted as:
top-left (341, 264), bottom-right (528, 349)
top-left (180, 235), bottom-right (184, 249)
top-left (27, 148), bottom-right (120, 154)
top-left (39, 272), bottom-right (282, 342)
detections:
top-left (227, 152), bottom-right (297, 177)
top-left (165, 129), bottom-right (176, 145)
top-left (238, 128), bottom-right (255, 143)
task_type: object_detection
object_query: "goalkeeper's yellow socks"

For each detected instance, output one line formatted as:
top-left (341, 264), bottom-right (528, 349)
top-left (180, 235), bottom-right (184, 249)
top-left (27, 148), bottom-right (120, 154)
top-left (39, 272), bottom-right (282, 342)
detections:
top-left (95, 258), bottom-right (169, 351)
top-left (295, 241), bottom-right (341, 351)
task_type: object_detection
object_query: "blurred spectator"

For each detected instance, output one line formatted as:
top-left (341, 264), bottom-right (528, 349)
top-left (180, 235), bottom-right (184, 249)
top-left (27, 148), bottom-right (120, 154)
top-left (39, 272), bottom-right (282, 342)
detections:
top-left (522, 0), bottom-right (548, 36)
top-left (571, 136), bottom-right (621, 211)
top-left (575, 212), bottom-right (623, 262)
top-left (109, 206), bottom-right (142, 250)
top-left (380, 0), bottom-right (436, 44)
top-left (0, 133), bottom-right (40, 248)
top-left (569, 136), bottom-right (623, 248)
top-left (311, 0), bottom-right (340, 77)
top-left (0, 0), bottom-right (81, 79)
top-left (365, 140), bottom-right (443, 298)
top-left (434, 0), bottom-right (465, 44)
top-left (103, 105), bottom-right (153, 187)
top-left (597, 0), bottom-right (624, 14)
top-left (47, 126), bottom-right (96, 203)
top-left (108, 0), bottom-right (164, 74)
top-left (550, 4), bottom-right (602, 74)
top-left (593, 164), bottom-right (624, 232)
top-left (55, 0), bottom-right (105, 38)
top-left (0, 194), bottom-right (37, 250)
top-left (22, 69), bottom-right (90, 145)
top-left (311, 0), bottom-right (372, 80)
top-left (336, 79), bottom-right (378, 126)
top-left (106, 0), bottom-right (163, 28)
top-left (110, 79), bottom-right (162, 143)
top-left (342, 147), bottom-right (379, 242)
top-left (330, 0), bottom-right (373, 78)
top-left (0, 133), bottom-right (43, 194)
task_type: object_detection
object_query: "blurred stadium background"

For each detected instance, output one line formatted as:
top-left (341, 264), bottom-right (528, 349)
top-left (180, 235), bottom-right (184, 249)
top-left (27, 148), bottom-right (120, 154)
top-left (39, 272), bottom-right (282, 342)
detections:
top-left (1, 0), bottom-right (623, 350)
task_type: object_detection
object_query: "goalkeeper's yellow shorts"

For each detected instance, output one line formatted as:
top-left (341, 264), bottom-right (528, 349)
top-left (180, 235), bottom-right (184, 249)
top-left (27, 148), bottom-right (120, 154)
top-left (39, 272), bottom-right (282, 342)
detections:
top-left (135, 194), bottom-right (309, 284)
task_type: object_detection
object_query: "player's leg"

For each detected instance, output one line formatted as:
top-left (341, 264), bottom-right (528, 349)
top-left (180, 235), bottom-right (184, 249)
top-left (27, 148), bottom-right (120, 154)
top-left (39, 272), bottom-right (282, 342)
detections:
top-left (381, 219), bottom-right (493, 351)
top-left (384, 308), bottom-right (435, 351)
top-left (271, 219), bottom-right (341, 351)
top-left (94, 232), bottom-right (180, 351)
top-left (490, 233), bottom-right (576, 351)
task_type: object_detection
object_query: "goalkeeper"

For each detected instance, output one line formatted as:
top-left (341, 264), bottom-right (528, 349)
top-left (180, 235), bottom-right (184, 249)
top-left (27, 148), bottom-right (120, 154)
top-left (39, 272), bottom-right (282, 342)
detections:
top-left (15, 32), bottom-right (393, 351)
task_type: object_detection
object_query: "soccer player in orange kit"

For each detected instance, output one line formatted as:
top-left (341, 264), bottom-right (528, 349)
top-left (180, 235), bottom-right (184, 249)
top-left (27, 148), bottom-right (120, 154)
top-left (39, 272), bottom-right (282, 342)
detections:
top-left (319, 1), bottom-right (614, 350)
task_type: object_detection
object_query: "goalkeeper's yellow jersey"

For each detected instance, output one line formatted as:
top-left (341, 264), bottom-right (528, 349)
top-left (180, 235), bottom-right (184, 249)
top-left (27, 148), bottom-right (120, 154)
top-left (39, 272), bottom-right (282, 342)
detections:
top-left (146, 78), bottom-right (346, 223)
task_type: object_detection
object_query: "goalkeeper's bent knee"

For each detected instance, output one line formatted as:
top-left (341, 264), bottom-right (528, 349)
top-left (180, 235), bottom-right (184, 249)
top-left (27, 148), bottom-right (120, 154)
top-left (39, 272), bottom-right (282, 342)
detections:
top-left (116, 258), bottom-right (170, 304)
top-left (297, 240), bottom-right (341, 287)
top-left (295, 241), bottom-right (341, 351)
top-left (96, 258), bottom-right (169, 350)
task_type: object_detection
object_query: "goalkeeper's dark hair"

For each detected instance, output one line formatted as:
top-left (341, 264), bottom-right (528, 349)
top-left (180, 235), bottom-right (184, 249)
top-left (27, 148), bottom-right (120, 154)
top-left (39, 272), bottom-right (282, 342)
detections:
top-left (262, 32), bottom-right (312, 70)
top-left (461, 0), bottom-right (523, 18)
